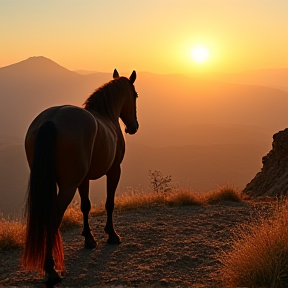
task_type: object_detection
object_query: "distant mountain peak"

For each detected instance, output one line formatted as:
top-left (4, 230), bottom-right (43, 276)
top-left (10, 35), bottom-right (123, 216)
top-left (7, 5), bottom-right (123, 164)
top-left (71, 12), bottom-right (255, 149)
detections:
top-left (0, 56), bottom-right (77, 78)
top-left (28, 55), bottom-right (50, 60)
top-left (22, 56), bottom-right (71, 72)
top-left (26, 56), bottom-right (62, 65)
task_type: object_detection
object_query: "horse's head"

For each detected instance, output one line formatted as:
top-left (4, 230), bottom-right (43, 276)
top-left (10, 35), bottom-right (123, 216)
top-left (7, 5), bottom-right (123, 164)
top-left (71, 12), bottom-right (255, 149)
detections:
top-left (113, 69), bottom-right (139, 135)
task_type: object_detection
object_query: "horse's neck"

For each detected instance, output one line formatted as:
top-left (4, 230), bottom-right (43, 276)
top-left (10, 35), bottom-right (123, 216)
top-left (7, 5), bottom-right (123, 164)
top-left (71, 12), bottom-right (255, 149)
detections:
top-left (86, 101), bottom-right (122, 122)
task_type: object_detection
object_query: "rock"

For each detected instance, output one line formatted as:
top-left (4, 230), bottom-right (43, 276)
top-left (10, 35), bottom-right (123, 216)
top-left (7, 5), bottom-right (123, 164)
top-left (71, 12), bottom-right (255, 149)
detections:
top-left (243, 128), bottom-right (288, 198)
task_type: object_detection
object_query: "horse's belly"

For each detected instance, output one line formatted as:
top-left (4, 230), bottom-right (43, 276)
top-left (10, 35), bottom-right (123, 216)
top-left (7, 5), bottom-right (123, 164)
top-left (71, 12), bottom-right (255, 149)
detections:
top-left (85, 131), bottom-right (117, 180)
top-left (86, 150), bottom-right (116, 179)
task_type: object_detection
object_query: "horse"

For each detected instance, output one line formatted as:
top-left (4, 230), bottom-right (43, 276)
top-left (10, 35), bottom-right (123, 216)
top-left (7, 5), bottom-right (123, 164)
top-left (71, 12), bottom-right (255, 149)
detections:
top-left (22, 69), bottom-right (139, 286)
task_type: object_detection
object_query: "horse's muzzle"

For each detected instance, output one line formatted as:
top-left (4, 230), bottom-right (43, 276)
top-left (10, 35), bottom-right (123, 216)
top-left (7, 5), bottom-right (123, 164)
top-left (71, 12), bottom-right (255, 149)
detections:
top-left (125, 122), bottom-right (139, 135)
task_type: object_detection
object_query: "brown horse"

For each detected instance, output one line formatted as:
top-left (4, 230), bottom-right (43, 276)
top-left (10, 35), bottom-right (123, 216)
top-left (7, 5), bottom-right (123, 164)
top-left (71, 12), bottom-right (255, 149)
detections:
top-left (22, 69), bottom-right (139, 286)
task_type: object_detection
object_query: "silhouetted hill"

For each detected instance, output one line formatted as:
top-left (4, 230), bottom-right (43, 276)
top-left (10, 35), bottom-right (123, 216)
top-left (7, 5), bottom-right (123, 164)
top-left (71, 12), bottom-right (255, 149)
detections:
top-left (0, 57), bottom-right (111, 137)
top-left (0, 56), bottom-right (76, 79)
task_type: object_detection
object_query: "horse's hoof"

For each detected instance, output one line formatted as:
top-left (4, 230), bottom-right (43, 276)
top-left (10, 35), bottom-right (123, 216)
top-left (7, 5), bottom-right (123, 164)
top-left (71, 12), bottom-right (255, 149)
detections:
top-left (107, 234), bottom-right (121, 244)
top-left (84, 236), bottom-right (97, 249)
top-left (45, 273), bottom-right (62, 288)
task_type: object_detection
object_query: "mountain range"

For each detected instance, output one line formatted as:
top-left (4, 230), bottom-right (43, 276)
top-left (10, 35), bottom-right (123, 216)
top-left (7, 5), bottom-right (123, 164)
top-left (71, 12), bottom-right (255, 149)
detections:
top-left (0, 56), bottom-right (287, 214)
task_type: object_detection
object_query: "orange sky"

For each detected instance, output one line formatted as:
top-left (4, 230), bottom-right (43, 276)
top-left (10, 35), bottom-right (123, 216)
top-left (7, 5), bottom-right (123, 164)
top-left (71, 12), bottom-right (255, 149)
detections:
top-left (1, 0), bottom-right (287, 74)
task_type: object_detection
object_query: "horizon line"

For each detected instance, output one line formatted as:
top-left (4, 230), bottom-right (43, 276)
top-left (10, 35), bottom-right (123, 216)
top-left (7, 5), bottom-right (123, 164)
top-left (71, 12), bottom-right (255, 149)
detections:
top-left (1, 56), bottom-right (288, 75)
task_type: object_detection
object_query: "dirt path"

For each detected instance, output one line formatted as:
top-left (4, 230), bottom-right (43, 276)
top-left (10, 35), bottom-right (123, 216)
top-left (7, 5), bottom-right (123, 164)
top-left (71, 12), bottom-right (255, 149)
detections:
top-left (0, 201), bottom-right (273, 287)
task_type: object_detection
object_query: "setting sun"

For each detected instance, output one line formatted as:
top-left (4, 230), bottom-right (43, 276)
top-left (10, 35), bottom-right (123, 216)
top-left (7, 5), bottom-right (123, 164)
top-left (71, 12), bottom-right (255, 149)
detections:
top-left (191, 45), bottom-right (209, 63)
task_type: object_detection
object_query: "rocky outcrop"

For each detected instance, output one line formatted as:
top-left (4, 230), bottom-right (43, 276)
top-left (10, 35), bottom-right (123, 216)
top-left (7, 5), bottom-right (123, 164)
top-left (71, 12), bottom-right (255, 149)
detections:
top-left (243, 128), bottom-right (288, 198)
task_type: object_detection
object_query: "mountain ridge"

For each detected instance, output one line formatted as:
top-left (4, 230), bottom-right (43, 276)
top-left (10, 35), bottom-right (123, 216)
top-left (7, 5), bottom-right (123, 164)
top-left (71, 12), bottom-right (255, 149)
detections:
top-left (2, 56), bottom-right (287, 90)
top-left (1, 56), bottom-right (287, 143)
top-left (0, 56), bottom-right (287, 214)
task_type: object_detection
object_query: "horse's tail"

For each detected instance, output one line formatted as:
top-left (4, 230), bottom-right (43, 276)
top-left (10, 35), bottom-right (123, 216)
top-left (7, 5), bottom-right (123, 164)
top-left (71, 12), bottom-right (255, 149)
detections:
top-left (22, 121), bottom-right (64, 272)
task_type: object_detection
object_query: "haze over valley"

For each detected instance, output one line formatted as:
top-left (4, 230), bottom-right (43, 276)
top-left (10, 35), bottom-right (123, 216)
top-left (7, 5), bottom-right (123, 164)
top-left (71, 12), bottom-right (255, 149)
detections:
top-left (1, 56), bottom-right (288, 215)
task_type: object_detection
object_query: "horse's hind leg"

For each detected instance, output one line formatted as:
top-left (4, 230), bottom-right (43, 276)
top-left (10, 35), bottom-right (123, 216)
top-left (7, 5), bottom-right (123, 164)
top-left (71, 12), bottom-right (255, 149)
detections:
top-left (104, 165), bottom-right (121, 244)
top-left (44, 257), bottom-right (62, 288)
top-left (44, 186), bottom-right (77, 286)
top-left (78, 179), bottom-right (97, 248)
top-left (44, 240), bottom-right (62, 288)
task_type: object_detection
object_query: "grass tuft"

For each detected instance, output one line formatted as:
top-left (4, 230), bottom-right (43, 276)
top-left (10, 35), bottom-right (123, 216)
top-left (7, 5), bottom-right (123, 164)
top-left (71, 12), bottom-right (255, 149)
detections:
top-left (219, 201), bottom-right (288, 288)
top-left (0, 215), bottom-right (25, 251)
top-left (204, 185), bottom-right (244, 204)
top-left (166, 190), bottom-right (204, 206)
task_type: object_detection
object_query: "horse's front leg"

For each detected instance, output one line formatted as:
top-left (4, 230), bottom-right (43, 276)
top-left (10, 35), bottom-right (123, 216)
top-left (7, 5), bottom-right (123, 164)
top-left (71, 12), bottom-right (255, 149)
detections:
top-left (104, 165), bottom-right (121, 244)
top-left (78, 179), bottom-right (97, 249)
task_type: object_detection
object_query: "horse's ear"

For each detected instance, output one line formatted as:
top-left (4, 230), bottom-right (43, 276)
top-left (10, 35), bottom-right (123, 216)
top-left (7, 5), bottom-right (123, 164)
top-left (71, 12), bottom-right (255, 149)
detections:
top-left (113, 69), bottom-right (119, 79)
top-left (129, 70), bottom-right (136, 84)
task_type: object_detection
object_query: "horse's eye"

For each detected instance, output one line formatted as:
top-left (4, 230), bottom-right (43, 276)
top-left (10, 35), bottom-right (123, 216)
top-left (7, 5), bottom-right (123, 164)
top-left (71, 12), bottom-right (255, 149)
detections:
top-left (135, 92), bottom-right (139, 98)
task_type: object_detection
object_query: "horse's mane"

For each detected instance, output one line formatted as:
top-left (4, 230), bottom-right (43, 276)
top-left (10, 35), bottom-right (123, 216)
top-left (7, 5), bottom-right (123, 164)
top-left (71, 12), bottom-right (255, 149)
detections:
top-left (83, 77), bottom-right (132, 119)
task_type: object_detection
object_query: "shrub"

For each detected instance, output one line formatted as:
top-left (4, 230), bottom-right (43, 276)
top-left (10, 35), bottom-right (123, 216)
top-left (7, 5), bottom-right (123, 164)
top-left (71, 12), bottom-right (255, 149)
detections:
top-left (148, 170), bottom-right (172, 193)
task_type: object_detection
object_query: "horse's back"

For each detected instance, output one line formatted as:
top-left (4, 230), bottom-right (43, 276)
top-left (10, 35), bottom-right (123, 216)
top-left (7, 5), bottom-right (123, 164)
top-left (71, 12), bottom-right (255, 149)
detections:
top-left (26, 105), bottom-right (97, 187)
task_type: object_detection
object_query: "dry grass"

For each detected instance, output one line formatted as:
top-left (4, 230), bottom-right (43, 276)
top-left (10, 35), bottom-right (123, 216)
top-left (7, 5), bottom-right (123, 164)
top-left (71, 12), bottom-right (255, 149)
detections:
top-left (114, 190), bottom-right (167, 211)
top-left (0, 205), bottom-right (83, 251)
top-left (0, 215), bottom-right (25, 251)
top-left (0, 186), bottom-right (244, 251)
top-left (165, 190), bottom-right (204, 206)
top-left (219, 200), bottom-right (288, 288)
top-left (113, 189), bottom-right (203, 211)
top-left (114, 186), bottom-right (245, 210)
top-left (60, 204), bottom-right (82, 232)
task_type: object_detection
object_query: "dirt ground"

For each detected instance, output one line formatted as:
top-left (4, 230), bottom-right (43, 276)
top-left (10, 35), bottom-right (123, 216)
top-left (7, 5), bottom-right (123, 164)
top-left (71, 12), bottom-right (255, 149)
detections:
top-left (0, 201), bottom-right (274, 288)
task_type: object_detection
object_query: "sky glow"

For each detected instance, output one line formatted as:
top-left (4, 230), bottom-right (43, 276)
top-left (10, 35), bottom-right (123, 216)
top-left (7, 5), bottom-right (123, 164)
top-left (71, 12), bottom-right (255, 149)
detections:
top-left (0, 0), bottom-right (287, 73)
